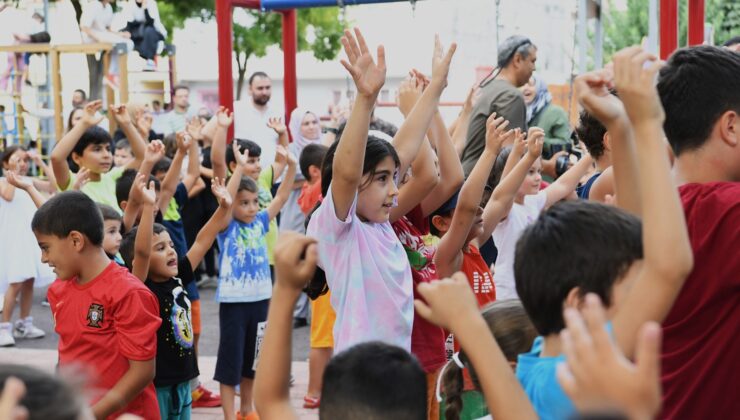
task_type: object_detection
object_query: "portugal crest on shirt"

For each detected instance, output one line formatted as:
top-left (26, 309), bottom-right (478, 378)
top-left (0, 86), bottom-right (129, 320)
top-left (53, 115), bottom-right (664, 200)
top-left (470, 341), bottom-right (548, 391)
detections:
top-left (86, 303), bottom-right (104, 328)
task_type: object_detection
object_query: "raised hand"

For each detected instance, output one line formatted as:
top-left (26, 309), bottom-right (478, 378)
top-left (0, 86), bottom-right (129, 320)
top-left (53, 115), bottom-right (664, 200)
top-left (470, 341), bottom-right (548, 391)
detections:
top-left (430, 34), bottom-right (457, 87)
top-left (186, 116), bottom-right (203, 140)
top-left (26, 148), bottom-right (42, 165)
top-left (216, 106), bottom-right (234, 128)
top-left (136, 110), bottom-right (153, 135)
top-left (612, 47), bottom-right (665, 125)
top-left (340, 28), bottom-right (386, 98)
top-left (462, 84), bottom-right (482, 115)
top-left (274, 231), bottom-right (319, 291)
top-left (111, 104), bottom-right (132, 125)
top-left (525, 127), bottom-right (545, 159)
top-left (140, 179), bottom-right (157, 206)
top-left (510, 128), bottom-right (525, 157)
top-left (414, 273), bottom-right (481, 332)
top-left (396, 76), bottom-right (423, 117)
top-left (557, 294), bottom-right (662, 420)
top-left (266, 117), bottom-right (287, 135)
top-left (274, 144), bottom-right (288, 166)
top-left (410, 68), bottom-right (430, 90)
top-left (574, 69), bottom-right (627, 126)
top-left (81, 100), bottom-right (105, 126)
top-left (211, 177), bottom-right (232, 209)
top-left (484, 112), bottom-right (512, 154)
top-left (232, 140), bottom-right (249, 167)
top-left (176, 131), bottom-right (192, 152)
top-left (143, 140), bottom-right (165, 165)
top-left (72, 167), bottom-right (91, 190)
top-left (5, 171), bottom-right (32, 190)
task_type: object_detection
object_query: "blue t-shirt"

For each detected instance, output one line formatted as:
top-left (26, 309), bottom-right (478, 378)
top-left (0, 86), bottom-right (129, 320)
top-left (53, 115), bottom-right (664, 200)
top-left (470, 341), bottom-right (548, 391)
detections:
top-left (216, 210), bottom-right (272, 303)
top-left (161, 183), bottom-right (200, 300)
top-left (576, 172), bottom-right (602, 200)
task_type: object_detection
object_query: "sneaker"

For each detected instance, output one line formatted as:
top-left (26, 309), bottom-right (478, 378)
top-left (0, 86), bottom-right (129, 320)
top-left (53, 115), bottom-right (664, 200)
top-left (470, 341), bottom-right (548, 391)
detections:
top-left (0, 323), bottom-right (15, 347)
top-left (41, 298), bottom-right (50, 307)
top-left (143, 59), bottom-right (156, 71)
top-left (191, 385), bottom-right (221, 408)
top-left (13, 317), bottom-right (45, 339)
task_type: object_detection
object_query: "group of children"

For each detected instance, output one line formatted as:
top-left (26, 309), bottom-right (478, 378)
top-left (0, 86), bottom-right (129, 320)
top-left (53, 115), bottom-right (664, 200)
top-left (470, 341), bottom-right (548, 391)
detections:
top-left (0, 26), bottom-right (738, 420)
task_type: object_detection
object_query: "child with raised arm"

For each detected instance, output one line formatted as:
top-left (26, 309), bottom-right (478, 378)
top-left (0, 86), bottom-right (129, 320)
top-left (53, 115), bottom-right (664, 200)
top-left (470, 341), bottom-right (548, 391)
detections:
top-left (212, 140), bottom-right (296, 420)
top-left (119, 177), bottom-right (233, 420)
top-left (32, 191), bottom-right (161, 419)
top-left (50, 101), bottom-right (148, 211)
top-left (306, 28), bottom-right (456, 355)
top-left (512, 49), bottom-right (693, 419)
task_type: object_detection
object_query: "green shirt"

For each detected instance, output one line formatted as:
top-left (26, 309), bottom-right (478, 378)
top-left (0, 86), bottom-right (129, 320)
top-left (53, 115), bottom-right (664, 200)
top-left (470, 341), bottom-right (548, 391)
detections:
top-left (257, 166), bottom-right (278, 265)
top-left (440, 390), bottom-right (489, 420)
top-left (61, 166), bottom-right (125, 213)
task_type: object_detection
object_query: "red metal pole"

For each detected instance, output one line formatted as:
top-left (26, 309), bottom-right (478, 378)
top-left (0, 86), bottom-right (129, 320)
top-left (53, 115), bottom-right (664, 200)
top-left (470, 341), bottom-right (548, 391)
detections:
top-left (281, 9), bottom-right (298, 124)
top-left (660, 0), bottom-right (678, 60)
top-left (216, 0), bottom-right (235, 140)
top-left (687, 0), bottom-right (705, 46)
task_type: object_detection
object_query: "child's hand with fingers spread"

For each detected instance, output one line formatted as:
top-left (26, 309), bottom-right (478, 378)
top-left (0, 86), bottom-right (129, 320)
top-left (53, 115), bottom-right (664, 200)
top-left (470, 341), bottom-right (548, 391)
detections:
top-left (216, 107), bottom-right (234, 128)
top-left (484, 113), bottom-right (511, 155)
top-left (462, 84), bottom-right (481, 114)
top-left (339, 27), bottom-right (387, 98)
top-left (82, 100), bottom-right (105, 126)
top-left (139, 179), bottom-right (157, 206)
top-left (526, 127), bottom-right (545, 159)
top-left (397, 76), bottom-right (423, 117)
top-left (266, 117), bottom-right (287, 135)
top-left (274, 232), bottom-right (319, 292)
top-left (72, 167), bottom-right (91, 191)
top-left (511, 128), bottom-right (525, 156)
top-left (144, 140), bottom-right (166, 165)
top-left (430, 34), bottom-right (457, 88)
top-left (111, 104), bottom-right (132, 125)
top-left (612, 47), bottom-right (665, 125)
top-left (128, 173), bottom-right (148, 204)
top-left (232, 140), bottom-right (249, 167)
top-left (211, 177), bottom-right (232, 209)
top-left (176, 131), bottom-right (192, 152)
top-left (414, 273), bottom-right (481, 332)
top-left (557, 294), bottom-right (662, 420)
top-left (186, 116), bottom-right (203, 140)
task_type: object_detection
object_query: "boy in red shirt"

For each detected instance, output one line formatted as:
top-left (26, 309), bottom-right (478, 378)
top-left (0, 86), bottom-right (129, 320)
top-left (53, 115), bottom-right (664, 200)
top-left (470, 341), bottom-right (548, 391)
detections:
top-left (32, 191), bottom-right (162, 419)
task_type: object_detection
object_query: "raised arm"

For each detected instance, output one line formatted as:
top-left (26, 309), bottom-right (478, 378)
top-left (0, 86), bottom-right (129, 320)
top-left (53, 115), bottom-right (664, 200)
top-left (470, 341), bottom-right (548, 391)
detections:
top-left (420, 110), bottom-right (465, 217)
top-left (267, 116), bottom-right (290, 153)
top-left (435, 114), bottom-right (509, 278)
top-left (474, 128), bottom-right (542, 246)
top-left (254, 232), bottom-right (318, 420)
top-left (391, 36), bottom-right (456, 178)
top-left (183, 129), bottom-right (202, 193)
top-left (187, 178), bottom-right (233, 268)
top-left (415, 275), bottom-right (538, 420)
top-left (111, 105), bottom-right (148, 171)
top-left (27, 149), bottom-right (57, 194)
top-left (211, 107), bottom-right (234, 182)
top-left (610, 48), bottom-right (693, 358)
top-left (157, 132), bottom-right (189, 215)
top-left (50, 100), bottom-right (104, 190)
top-left (331, 28), bottom-right (387, 221)
top-left (131, 176), bottom-right (157, 282)
top-left (5, 172), bottom-right (47, 208)
top-left (450, 85), bottom-right (479, 157)
top-left (266, 153), bottom-right (297, 221)
top-left (574, 69), bottom-right (641, 214)
top-left (543, 152), bottom-right (594, 209)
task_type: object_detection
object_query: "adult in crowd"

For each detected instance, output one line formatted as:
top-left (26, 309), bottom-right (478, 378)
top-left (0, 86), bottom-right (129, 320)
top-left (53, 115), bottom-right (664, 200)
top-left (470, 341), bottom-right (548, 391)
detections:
top-left (72, 89), bottom-right (87, 108)
top-left (121, 0), bottom-right (167, 71)
top-left (460, 35), bottom-right (536, 178)
top-left (521, 75), bottom-right (572, 181)
top-left (160, 84), bottom-right (193, 135)
top-left (79, 0), bottom-right (134, 100)
top-left (233, 71), bottom-right (284, 165)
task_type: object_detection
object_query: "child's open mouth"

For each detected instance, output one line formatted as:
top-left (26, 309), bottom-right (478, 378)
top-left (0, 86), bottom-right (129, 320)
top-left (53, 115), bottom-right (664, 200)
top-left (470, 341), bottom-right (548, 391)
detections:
top-left (167, 259), bottom-right (177, 267)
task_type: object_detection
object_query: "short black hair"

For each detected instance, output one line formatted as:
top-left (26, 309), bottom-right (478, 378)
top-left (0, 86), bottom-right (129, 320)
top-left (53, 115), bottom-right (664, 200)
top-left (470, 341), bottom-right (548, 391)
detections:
top-left (514, 200), bottom-right (642, 335)
top-left (237, 176), bottom-right (258, 194)
top-left (120, 223), bottom-right (167, 270)
top-left (226, 139), bottom-right (262, 168)
top-left (722, 35), bottom-right (740, 47)
top-left (0, 364), bottom-right (85, 420)
top-left (320, 342), bottom-right (426, 420)
top-left (115, 169), bottom-right (161, 207)
top-left (72, 126), bottom-right (112, 158)
top-left (98, 203), bottom-right (122, 222)
top-left (115, 139), bottom-right (131, 151)
top-left (172, 84), bottom-right (189, 95)
top-left (32, 191), bottom-right (104, 246)
top-left (153, 156), bottom-right (172, 176)
top-left (299, 143), bottom-right (328, 181)
top-left (73, 88), bottom-right (87, 100)
top-left (576, 109), bottom-right (608, 159)
top-left (248, 71), bottom-right (269, 86)
top-left (657, 45), bottom-right (740, 156)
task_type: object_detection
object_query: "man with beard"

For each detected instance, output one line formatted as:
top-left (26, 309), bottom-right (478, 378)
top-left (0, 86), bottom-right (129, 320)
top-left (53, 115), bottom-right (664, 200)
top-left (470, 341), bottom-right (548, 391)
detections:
top-left (162, 84), bottom-right (194, 136)
top-left (234, 72), bottom-right (284, 166)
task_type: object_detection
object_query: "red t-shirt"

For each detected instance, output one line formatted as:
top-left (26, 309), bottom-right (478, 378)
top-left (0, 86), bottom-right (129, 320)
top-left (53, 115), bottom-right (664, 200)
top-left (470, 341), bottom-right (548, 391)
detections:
top-left (461, 245), bottom-right (496, 308)
top-left (48, 262), bottom-right (162, 420)
top-left (298, 181), bottom-right (323, 216)
top-left (660, 182), bottom-right (740, 419)
top-left (392, 206), bottom-right (447, 373)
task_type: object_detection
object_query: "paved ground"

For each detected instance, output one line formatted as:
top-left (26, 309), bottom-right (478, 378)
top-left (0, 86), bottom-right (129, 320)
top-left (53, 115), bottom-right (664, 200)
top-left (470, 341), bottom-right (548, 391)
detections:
top-left (1, 283), bottom-right (317, 419)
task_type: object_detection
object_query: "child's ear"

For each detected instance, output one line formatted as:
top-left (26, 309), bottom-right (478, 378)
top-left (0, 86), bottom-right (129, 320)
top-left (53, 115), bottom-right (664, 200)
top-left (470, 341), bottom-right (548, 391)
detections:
top-left (119, 201), bottom-right (127, 211)
top-left (228, 161), bottom-right (237, 174)
top-left (718, 110), bottom-right (738, 147)
top-left (431, 215), bottom-right (449, 233)
top-left (71, 152), bottom-right (83, 166)
top-left (309, 165), bottom-right (321, 180)
top-left (603, 132), bottom-right (612, 152)
top-left (68, 231), bottom-right (86, 252)
top-left (564, 287), bottom-right (583, 310)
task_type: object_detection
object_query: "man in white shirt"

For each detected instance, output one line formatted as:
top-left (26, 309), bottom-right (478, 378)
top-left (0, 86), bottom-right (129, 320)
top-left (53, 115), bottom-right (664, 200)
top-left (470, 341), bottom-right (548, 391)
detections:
top-left (233, 71), bottom-right (283, 165)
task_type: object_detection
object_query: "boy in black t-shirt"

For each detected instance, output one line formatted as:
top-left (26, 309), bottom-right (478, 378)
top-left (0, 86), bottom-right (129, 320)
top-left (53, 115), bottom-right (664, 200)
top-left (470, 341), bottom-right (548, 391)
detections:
top-left (119, 175), bottom-right (233, 419)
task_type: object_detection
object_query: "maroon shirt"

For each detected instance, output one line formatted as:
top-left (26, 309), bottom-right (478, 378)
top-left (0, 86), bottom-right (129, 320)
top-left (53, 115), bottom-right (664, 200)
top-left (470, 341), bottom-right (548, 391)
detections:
top-left (660, 182), bottom-right (740, 419)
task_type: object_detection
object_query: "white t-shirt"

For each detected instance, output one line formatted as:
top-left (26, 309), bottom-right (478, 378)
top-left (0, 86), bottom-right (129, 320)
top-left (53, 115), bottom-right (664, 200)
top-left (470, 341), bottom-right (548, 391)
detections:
top-left (80, 1), bottom-right (114, 44)
top-left (492, 190), bottom-right (547, 300)
top-left (306, 183), bottom-right (414, 353)
top-left (233, 100), bottom-right (282, 167)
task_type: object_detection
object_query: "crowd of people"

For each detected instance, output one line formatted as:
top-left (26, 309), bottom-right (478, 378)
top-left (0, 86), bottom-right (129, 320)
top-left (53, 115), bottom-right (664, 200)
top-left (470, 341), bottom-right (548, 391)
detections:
top-left (0, 24), bottom-right (739, 420)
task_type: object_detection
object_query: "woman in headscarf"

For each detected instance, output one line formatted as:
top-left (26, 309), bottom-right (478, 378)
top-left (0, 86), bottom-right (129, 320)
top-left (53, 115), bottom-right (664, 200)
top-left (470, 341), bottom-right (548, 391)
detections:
top-left (521, 76), bottom-right (573, 181)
